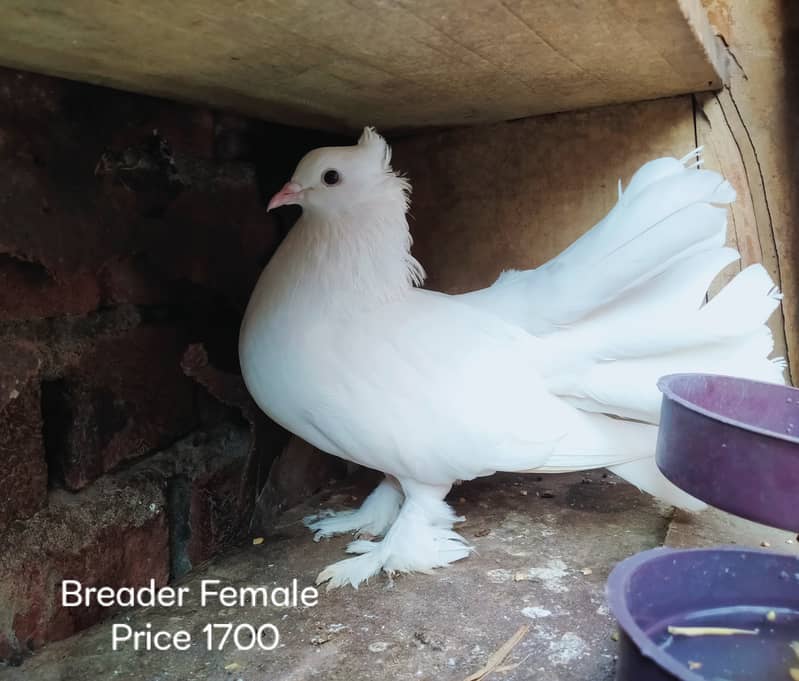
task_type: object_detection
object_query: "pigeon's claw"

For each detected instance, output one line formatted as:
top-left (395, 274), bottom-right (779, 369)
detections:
top-left (305, 509), bottom-right (360, 541)
top-left (314, 488), bottom-right (472, 589)
top-left (316, 553), bottom-right (384, 590)
top-left (303, 478), bottom-right (404, 540)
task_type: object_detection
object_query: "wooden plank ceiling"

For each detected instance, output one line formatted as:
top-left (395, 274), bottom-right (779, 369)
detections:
top-left (0, 1), bottom-right (726, 132)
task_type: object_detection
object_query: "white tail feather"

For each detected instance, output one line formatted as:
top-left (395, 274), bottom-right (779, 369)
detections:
top-left (542, 248), bottom-right (742, 361)
top-left (557, 327), bottom-right (784, 423)
top-left (609, 458), bottom-right (707, 512)
top-left (472, 153), bottom-right (786, 422)
top-left (528, 411), bottom-right (658, 473)
top-left (523, 411), bottom-right (706, 512)
top-left (461, 152), bottom-right (785, 509)
top-left (458, 159), bottom-right (735, 334)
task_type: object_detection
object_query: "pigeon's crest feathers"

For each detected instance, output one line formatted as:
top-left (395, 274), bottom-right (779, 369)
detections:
top-left (358, 126), bottom-right (392, 168)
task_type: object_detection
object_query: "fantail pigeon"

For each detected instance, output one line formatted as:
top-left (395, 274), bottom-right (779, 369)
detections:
top-left (240, 128), bottom-right (784, 589)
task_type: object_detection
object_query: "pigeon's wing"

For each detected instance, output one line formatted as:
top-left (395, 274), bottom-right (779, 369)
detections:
top-left (285, 289), bottom-right (582, 485)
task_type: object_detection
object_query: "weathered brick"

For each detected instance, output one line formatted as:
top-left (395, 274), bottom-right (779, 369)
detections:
top-left (252, 436), bottom-right (346, 535)
top-left (144, 163), bottom-right (282, 306)
top-left (139, 425), bottom-right (253, 578)
top-left (180, 343), bottom-right (294, 543)
top-left (0, 74), bottom-right (143, 278)
top-left (0, 341), bottom-right (47, 530)
top-left (96, 255), bottom-right (176, 307)
top-left (0, 339), bottom-right (40, 412)
top-left (0, 68), bottom-right (63, 124)
top-left (0, 475), bottom-right (168, 662)
top-left (186, 455), bottom-right (248, 567)
top-left (0, 425), bottom-right (253, 662)
top-left (43, 326), bottom-right (199, 490)
top-left (0, 255), bottom-right (100, 321)
top-left (0, 67), bottom-right (257, 295)
top-left (109, 103), bottom-right (215, 161)
top-left (214, 113), bottom-right (257, 161)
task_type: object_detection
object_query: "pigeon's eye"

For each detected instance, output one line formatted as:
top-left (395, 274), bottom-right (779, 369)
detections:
top-left (322, 169), bottom-right (341, 186)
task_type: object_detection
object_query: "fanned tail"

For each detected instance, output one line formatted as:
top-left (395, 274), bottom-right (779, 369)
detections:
top-left (542, 254), bottom-right (785, 421)
top-left (465, 150), bottom-right (787, 510)
top-left (542, 259), bottom-right (785, 422)
top-left (540, 153), bottom-right (735, 323)
top-left (460, 150), bottom-right (786, 424)
top-left (458, 150), bottom-right (736, 335)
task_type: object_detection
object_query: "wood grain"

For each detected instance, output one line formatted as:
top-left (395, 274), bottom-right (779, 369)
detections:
top-left (0, 0), bottom-right (723, 131)
top-left (696, 0), bottom-right (796, 380)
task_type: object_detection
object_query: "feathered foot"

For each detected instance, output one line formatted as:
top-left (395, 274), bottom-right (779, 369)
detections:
top-left (316, 483), bottom-right (471, 589)
top-left (304, 476), bottom-right (403, 541)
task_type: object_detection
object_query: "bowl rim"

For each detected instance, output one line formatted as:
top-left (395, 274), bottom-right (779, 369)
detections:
top-left (605, 545), bottom-right (789, 681)
top-left (657, 372), bottom-right (799, 446)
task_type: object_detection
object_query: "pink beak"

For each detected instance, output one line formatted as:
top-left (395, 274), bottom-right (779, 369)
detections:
top-left (267, 182), bottom-right (303, 211)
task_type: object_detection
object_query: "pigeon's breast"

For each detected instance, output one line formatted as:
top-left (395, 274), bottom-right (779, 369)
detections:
top-left (238, 291), bottom-right (351, 458)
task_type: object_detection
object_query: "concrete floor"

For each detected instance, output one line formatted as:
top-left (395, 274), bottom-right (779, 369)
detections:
top-left (2, 470), bottom-right (796, 681)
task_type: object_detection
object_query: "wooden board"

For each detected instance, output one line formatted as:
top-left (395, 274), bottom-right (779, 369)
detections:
top-left (694, 0), bottom-right (796, 380)
top-left (0, 1), bottom-right (724, 132)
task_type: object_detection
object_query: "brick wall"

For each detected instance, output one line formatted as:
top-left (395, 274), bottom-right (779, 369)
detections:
top-left (0, 67), bottom-right (341, 662)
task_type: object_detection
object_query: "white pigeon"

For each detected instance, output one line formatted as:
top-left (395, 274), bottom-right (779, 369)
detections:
top-left (240, 127), bottom-right (785, 589)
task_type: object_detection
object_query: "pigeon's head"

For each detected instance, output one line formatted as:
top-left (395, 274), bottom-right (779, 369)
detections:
top-left (267, 127), bottom-right (408, 216)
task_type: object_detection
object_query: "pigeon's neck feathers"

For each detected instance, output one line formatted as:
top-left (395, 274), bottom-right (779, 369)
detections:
top-left (262, 181), bottom-right (425, 309)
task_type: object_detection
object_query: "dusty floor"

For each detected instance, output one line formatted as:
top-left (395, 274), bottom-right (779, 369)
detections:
top-left (2, 470), bottom-right (796, 681)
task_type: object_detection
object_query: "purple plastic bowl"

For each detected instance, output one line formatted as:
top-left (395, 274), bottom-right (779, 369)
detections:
top-left (607, 546), bottom-right (799, 681)
top-left (656, 373), bottom-right (799, 532)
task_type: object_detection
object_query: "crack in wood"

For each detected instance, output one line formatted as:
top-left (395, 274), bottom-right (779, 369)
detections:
top-left (717, 33), bottom-right (749, 81)
top-left (705, 87), bottom-right (792, 381)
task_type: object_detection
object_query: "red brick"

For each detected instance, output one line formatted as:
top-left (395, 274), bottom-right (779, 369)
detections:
top-left (0, 68), bottom-right (63, 123)
top-left (0, 476), bottom-right (168, 662)
top-left (110, 102), bottom-right (215, 160)
top-left (0, 255), bottom-right (100, 321)
top-left (97, 255), bottom-right (176, 307)
top-left (1, 67), bottom-right (287, 310)
top-left (180, 344), bottom-right (297, 552)
top-left (45, 326), bottom-right (199, 490)
top-left (0, 71), bottom-right (213, 282)
top-left (181, 343), bottom-right (258, 418)
top-left (0, 341), bottom-right (47, 530)
top-left (187, 455), bottom-right (249, 566)
top-left (0, 75), bottom-right (143, 279)
top-left (147, 167), bottom-right (282, 306)
top-left (0, 124), bottom-right (278, 309)
top-left (252, 436), bottom-right (346, 534)
top-left (0, 340), bottom-right (39, 411)
top-left (214, 113), bottom-right (257, 161)
top-left (138, 425), bottom-right (253, 577)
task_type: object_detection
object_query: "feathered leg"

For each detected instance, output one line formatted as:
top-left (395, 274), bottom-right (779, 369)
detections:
top-left (304, 476), bottom-right (403, 540)
top-left (315, 480), bottom-right (471, 589)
